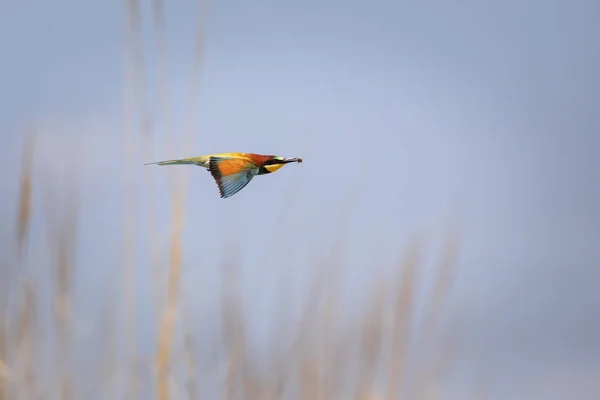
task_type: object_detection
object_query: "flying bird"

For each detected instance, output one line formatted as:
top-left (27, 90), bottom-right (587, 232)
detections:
top-left (145, 152), bottom-right (303, 198)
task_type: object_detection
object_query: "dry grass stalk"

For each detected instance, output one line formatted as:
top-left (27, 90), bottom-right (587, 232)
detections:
top-left (414, 223), bottom-right (461, 399)
top-left (99, 299), bottom-right (118, 399)
top-left (299, 354), bottom-right (321, 400)
top-left (386, 236), bottom-right (422, 400)
top-left (428, 310), bottom-right (462, 400)
top-left (321, 268), bottom-right (346, 399)
top-left (155, 191), bottom-right (185, 400)
top-left (150, 0), bottom-right (207, 396)
top-left (355, 280), bottom-right (386, 400)
top-left (53, 198), bottom-right (78, 400)
top-left (182, 0), bottom-right (208, 153)
top-left (219, 261), bottom-right (247, 400)
top-left (294, 265), bottom-right (325, 400)
top-left (154, 0), bottom-right (206, 398)
top-left (0, 360), bottom-right (13, 381)
top-left (184, 331), bottom-right (199, 400)
top-left (12, 281), bottom-right (37, 399)
top-left (42, 145), bottom-right (80, 400)
top-left (123, 0), bottom-right (142, 398)
top-left (306, 216), bottom-right (353, 398)
top-left (0, 360), bottom-right (14, 400)
top-left (423, 225), bottom-right (461, 335)
top-left (0, 326), bottom-right (5, 400)
top-left (153, 0), bottom-right (173, 156)
top-left (181, 305), bottom-right (199, 400)
top-left (147, 0), bottom-right (170, 321)
top-left (16, 129), bottom-right (35, 260)
top-left (296, 246), bottom-right (344, 400)
top-left (145, 0), bottom-right (176, 329)
top-left (2, 130), bottom-right (35, 400)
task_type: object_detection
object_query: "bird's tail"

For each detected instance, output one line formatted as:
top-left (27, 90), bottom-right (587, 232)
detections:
top-left (144, 157), bottom-right (204, 166)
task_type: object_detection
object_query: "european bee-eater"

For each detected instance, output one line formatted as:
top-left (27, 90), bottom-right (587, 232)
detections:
top-left (145, 152), bottom-right (302, 198)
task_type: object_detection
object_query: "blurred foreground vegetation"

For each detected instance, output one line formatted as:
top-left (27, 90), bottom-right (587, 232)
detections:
top-left (1, 1), bottom-right (464, 399)
top-left (0, 131), bottom-right (464, 400)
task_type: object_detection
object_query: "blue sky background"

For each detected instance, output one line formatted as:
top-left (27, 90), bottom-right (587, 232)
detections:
top-left (1, 0), bottom-right (600, 398)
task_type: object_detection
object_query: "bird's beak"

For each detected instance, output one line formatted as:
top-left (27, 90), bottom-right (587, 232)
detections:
top-left (282, 157), bottom-right (302, 164)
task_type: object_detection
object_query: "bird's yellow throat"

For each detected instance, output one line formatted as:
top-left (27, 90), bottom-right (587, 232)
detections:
top-left (263, 164), bottom-right (285, 173)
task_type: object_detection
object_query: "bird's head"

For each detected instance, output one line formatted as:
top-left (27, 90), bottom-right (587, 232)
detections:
top-left (260, 155), bottom-right (303, 173)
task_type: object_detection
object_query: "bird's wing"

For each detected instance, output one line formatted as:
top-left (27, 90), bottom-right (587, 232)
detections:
top-left (208, 156), bottom-right (258, 198)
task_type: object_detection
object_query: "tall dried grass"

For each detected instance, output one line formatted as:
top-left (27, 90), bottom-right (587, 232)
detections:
top-left (1, 144), bottom-right (462, 399)
top-left (0, 1), bottom-right (466, 399)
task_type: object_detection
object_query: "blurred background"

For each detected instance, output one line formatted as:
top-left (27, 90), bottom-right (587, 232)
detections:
top-left (1, 0), bottom-right (599, 399)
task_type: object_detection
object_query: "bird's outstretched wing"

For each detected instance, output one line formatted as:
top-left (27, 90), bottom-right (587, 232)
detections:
top-left (208, 156), bottom-right (258, 198)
